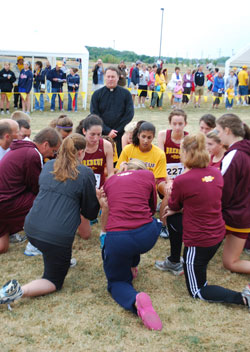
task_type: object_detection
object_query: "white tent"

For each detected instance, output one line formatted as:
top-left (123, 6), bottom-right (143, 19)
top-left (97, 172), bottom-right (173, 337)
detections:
top-left (225, 43), bottom-right (250, 77)
top-left (0, 36), bottom-right (89, 110)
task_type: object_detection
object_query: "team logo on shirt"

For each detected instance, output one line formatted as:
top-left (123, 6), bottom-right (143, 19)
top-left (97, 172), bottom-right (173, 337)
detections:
top-left (202, 176), bottom-right (214, 182)
top-left (82, 158), bottom-right (103, 167)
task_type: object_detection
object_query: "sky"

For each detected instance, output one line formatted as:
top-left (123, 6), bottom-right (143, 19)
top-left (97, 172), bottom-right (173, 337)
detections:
top-left (3, 0), bottom-right (250, 60)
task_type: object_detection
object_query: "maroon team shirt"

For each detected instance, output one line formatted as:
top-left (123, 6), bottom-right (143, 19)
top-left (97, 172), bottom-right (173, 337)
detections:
top-left (168, 166), bottom-right (225, 247)
top-left (104, 169), bottom-right (157, 232)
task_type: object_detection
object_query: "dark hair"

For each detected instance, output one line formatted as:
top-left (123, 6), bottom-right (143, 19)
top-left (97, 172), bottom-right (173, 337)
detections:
top-left (105, 66), bottom-right (119, 75)
top-left (33, 127), bottom-right (62, 147)
top-left (71, 67), bottom-right (78, 74)
top-left (168, 109), bottom-right (187, 124)
top-left (132, 121), bottom-right (156, 146)
top-left (0, 122), bottom-right (12, 138)
top-left (156, 67), bottom-right (162, 75)
top-left (35, 61), bottom-right (43, 69)
top-left (217, 114), bottom-right (250, 140)
top-left (215, 68), bottom-right (219, 73)
top-left (16, 119), bottom-right (30, 130)
top-left (75, 114), bottom-right (103, 135)
top-left (199, 114), bottom-right (216, 128)
top-left (175, 67), bottom-right (180, 71)
top-left (152, 64), bottom-right (157, 69)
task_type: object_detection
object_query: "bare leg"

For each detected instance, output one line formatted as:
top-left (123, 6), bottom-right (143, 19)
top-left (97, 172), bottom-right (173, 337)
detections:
top-left (6, 95), bottom-right (10, 110)
top-left (22, 279), bottom-right (56, 297)
top-left (22, 97), bottom-right (26, 112)
top-left (78, 215), bottom-right (91, 239)
top-left (0, 233), bottom-right (9, 254)
top-left (26, 94), bottom-right (30, 112)
top-left (223, 234), bottom-right (250, 273)
top-left (0, 93), bottom-right (4, 109)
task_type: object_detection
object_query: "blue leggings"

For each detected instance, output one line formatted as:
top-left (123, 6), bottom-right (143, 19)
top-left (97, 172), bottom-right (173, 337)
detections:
top-left (103, 218), bottom-right (162, 313)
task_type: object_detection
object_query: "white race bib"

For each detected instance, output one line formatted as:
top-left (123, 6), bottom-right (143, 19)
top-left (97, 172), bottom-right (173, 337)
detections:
top-left (167, 163), bottom-right (185, 178)
top-left (94, 174), bottom-right (101, 189)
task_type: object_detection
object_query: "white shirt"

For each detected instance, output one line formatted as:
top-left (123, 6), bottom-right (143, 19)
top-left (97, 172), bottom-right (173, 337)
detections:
top-left (0, 146), bottom-right (10, 161)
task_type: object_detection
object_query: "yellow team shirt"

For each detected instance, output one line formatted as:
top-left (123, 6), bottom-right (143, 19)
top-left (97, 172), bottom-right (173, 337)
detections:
top-left (238, 70), bottom-right (248, 86)
top-left (226, 88), bottom-right (234, 99)
top-left (116, 144), bottom-right (167, 179)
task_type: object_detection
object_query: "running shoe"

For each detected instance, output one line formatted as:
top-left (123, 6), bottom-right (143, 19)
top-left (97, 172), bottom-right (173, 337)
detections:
top-left (99, 233), bottom-right (106, 249)
top-left (9, 233), bottom-right (27, 244)
top-left (24, 242), bottom-right (42, 256)
top-left (242, 283), bottom-right (250, 309)
top-left (0, 280), bottom-right (23, 305)
top-left (136, 292), bottom-right (162, 331)
top-left (155, 258), bottom-right (184, 276)
top-left (159, 226), bottom-right (169, 239)
top-left (70, 258), bottom-right (77, 268)
top-left (90, 218), bottom-right (98, 226)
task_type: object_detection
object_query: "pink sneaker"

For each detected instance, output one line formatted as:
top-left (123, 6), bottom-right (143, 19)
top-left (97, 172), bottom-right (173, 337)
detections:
top-left (136, 292), bottom-right (162, 331)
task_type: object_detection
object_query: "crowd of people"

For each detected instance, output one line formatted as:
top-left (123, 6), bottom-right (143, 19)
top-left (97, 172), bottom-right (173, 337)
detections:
top-left (1, 56), bottom-right (250, 114)
top-left (0, 65), bottom-right (250, 332)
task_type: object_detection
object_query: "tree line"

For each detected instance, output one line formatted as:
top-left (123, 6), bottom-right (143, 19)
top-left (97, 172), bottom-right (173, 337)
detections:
top-left (86, 46), bottom-right (229, 66)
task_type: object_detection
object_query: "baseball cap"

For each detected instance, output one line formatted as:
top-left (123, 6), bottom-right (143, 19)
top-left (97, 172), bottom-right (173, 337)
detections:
top-left (56, 61), bottom-right (63, 68)
top-left (242, 65), bottom-right (247, 69)
top-left (136, 60), bottom-right (142, 65)
top-left (17, 56), bottom-right (23, 61)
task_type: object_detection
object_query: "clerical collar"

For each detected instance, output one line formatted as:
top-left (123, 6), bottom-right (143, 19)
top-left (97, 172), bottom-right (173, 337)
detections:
top-left (110, 88), bottom-right (114, 92)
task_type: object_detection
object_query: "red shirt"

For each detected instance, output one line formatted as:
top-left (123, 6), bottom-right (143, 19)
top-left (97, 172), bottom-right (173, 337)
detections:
top-left (82, 138), bottom-right (106, 188)
top-left (168, 166), bottom-right (225, 247)
top-left (104, 169), bottom-right (156, 232)
top-left (164, 130), bottom-right (188, 178)
top-left (208, 156), bottom-right (222, 169)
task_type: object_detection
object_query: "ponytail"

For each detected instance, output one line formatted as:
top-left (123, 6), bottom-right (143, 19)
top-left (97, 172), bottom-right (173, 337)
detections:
top-left (132, 120), bottom-right (156, 146)
top-left (53, 133), bottom-right (86, 182)
top-left (181, 133), bottom-right (210, 169)
top-left (217, 114), bottom-right (250, 139)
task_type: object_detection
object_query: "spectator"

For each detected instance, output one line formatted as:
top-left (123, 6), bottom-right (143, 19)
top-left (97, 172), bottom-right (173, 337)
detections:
top-left (0, 127), bottom-right (62, 254)
top-left (0, 62), bottom-right (16, 115)
top-left (67, 68), bottom-right (80, 112)
top-left (44, 60), bottom-right (52, 102)
top-left (173, 81), bottom-right (184, 109)
top-left (90, 66), bottom-right (134, 156)
top-left (182, 68), bottom-right (193, 104)
top-left (130, 60), bottom-right (141, 108)
top-left (138, 64), bottom-right (149, 108)
top-left (128, 63), bottom-right (135, 87)
top-left (225, 83), bottom-right (235, 110)
top-left (194, 65), bottom-right (205, 107)
top-left (168, 67), bottom-right (182, 108)
top-left (237, 65), bottom-right (249, 106)
top-left (225, 70), bottom-right (237, 90)
top-left (92, 59), bottom-right (105, 91)
top-left (121, 121), bottom-right (137, 149)
top-left (18, 61), bottom-right (33, 114)
top-left (148, 64), bottom-right (158, 108)
top-left (33, 61), bottom-right (45, 112)
top-left (12, 56), bottom-right (24, 109)
top-left (150, 67), bottom-right (166, 110)
top-left (16, 119), bottom-right (31, 140)
top-left (117, 61), bottom-right (127, 87)
top-left (47, 62), bottom-right (66, 112)
top-left (212, 72), bottom-right (225, 109)
top-left (206, 69), bottom-right (214, 93)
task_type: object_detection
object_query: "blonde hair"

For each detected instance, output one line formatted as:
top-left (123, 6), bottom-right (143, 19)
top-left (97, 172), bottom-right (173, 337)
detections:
top-left (127, 159), bottom-right (147, 171)
top-left (53, 133), bottom-right (86, 182)
top-left (181, 133), bottom-right (210, 169)
top-left (124, 121), bottom-right (137, 133)
top-left (11, 111), bottom-right (31, 123)
top-left (206, 130), bottom-right (221, 144)
top-left (4, 62), bottom-right (10, 67)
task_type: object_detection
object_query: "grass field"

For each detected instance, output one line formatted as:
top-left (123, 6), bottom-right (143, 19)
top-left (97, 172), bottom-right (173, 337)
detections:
top-left (1, 79), bottom-right (250, 352)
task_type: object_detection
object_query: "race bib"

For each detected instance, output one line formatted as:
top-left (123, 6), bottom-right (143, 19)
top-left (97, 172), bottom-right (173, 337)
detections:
top-left (94, 174), bottom-right (101, 189)
top-left (167, 163), bottom-right (185, 178)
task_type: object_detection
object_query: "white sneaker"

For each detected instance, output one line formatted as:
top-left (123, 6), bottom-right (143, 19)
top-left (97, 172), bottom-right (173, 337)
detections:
top-left (9, 233), bottom-right (27, 244)
top-left (1, 110), bottom-right (4, 115)
top-left (142, 104), bottom-right (145, 108)
top-left (137, 104), bottom-right (141, 108)
top-left (243, 102), bottom-right (248, 106)
top-left (24, 242), bottom-right (42, 256)
top-left (6, 110), bottom-right (10, 114)
top-left (134, 105), bottom-right (137, 109)
top-left (50, 109), bottom-right (55, 112)
top-left (70, 258), bottom-right (77, 268)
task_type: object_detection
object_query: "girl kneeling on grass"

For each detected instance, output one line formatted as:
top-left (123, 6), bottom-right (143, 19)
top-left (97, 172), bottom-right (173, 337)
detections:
top-left (0, 134), bottom-right (99, 306)
top-left (160, 133), bottom-right (250, 309)
top-left (98, 159), bottom-right (163, 331)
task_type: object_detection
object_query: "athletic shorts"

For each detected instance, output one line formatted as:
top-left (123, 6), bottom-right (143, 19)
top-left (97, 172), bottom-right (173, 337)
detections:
top-left (18, 88), bottom-right (26, 93)
top-left (239, 85), bottom-right (248, 96)
top-left (174, 97), bottom-right (182, 102)
top-left (130, 82), bottom-right (138, 95)
top-left (195, 86), bottom-right (204, 96)
top-left (28, 237), bottom-right (72, 290)
top-left (226, 229), bottom-right (249, 240)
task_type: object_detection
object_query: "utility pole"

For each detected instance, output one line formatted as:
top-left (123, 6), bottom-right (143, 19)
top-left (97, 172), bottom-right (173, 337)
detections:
top-left (159, 8), bottom-right (164, 58)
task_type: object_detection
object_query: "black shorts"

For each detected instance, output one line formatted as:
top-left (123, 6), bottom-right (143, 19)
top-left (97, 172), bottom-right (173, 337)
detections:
top-left (139, 85), bottom-right (148, 97)
top-left (28, 237), bottom-right (72, 290)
